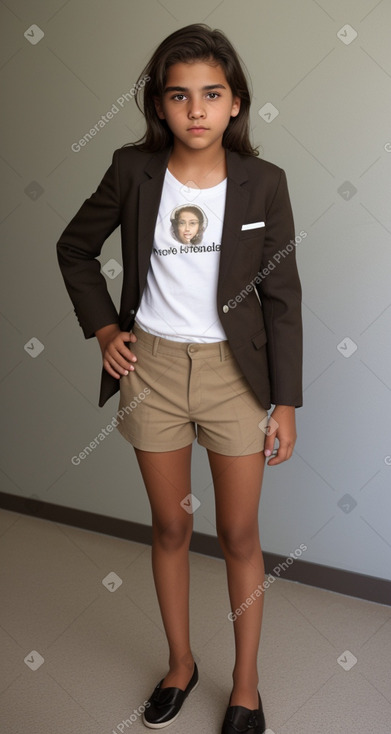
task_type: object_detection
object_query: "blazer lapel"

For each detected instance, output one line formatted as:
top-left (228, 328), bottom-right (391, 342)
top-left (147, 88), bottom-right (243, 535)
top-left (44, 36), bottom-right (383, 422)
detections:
top-left (136, 146), bottom-right (250, 296)
top-left (218, 150), bottom-right (250, 287)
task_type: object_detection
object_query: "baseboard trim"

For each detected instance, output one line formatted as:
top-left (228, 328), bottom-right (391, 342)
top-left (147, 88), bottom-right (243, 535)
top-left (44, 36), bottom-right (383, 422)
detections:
top-left (0, 492), bottom-right (389, 606)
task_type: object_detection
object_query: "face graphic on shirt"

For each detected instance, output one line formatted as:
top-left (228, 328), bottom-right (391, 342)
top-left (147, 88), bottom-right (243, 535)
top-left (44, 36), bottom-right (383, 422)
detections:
top-left (178, 212), bottom-right (200, 243)
top-left (170, 205), bottom-right (207, 245)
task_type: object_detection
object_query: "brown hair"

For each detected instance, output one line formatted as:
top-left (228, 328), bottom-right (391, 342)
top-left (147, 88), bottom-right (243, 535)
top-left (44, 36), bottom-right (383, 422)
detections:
top-left (126, 23), bottom-right (258, 157)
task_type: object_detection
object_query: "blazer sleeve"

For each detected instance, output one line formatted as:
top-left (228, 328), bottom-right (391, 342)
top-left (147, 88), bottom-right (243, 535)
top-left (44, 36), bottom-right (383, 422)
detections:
top-left (256, 168), bottom-right (303, 407)
top-left (56, 149), bottom-right (122, 339)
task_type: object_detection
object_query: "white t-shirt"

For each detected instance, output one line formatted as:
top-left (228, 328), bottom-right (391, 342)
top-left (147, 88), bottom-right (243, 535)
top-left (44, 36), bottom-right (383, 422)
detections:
top-left (135, 168), bottom-right (228, 342)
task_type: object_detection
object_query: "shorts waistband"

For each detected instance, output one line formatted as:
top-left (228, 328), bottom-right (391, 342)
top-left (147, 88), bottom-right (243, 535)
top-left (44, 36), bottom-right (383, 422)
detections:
top-left (132, 322), bottom-right (233, 361)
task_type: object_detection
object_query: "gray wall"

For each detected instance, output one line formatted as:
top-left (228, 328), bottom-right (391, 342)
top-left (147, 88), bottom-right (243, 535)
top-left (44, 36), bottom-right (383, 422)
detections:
top-left (1, 0), bottom-right (390, 582)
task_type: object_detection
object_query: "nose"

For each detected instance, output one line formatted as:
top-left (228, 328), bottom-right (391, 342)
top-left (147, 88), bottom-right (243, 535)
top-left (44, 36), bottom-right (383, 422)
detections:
top-left (188, 95), bottom-right (205, 119)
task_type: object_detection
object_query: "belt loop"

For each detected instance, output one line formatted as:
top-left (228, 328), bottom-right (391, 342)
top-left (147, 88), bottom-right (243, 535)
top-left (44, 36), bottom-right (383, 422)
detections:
top-left (219, 341), bottom-right (225, 362)
top-left (223, 340), bottom-right (231, 361)
top-left (152, 335), bottom-right (160, 356)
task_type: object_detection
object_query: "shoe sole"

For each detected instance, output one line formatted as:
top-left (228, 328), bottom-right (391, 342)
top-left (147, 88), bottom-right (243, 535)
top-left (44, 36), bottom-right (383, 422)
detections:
top-left (142, 678), bottom-right (199, 729)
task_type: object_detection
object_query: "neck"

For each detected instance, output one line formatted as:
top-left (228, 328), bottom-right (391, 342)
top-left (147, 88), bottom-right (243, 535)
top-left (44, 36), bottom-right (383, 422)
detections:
top-left (168, 140), bottom-right (227, 188)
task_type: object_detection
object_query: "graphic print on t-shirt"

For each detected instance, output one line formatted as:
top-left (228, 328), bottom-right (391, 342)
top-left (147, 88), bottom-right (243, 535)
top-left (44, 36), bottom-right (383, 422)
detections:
top-left (170, 204), bottom-right (208, 246)
top-left (135, 168), bottom-right (228, 341)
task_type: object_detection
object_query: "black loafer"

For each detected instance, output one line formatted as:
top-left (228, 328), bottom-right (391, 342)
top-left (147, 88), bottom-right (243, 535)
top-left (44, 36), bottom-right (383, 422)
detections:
top-left (142, 662), bottom-right (199, 729)
top-left (221, 691), bottom-right (266, 733)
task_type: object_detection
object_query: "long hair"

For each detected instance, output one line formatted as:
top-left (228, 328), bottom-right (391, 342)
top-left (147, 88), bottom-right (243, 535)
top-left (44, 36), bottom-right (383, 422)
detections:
top-left (126, 24), bottom-right (258, 157)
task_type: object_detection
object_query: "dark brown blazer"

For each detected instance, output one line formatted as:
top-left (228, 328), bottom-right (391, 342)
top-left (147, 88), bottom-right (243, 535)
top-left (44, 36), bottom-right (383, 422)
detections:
top-left (57, 145), bottom-right (303, 409)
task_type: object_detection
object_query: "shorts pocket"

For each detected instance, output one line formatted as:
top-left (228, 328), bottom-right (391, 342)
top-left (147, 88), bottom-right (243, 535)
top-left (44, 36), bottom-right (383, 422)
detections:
top-left (212, 353), bottom-right (253, 397)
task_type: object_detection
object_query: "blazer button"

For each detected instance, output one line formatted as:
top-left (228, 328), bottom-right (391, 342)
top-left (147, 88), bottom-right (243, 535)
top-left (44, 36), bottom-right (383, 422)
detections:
top-left (222, 305), bottom-right (229, 313)
top-left (129, 309), bottom-right (135, 314)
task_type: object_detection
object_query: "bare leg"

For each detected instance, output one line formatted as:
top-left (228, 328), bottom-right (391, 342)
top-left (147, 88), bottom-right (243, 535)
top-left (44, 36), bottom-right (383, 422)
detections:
top-left (207, 449), bottom-right (266, 710)
top-left (134, 444), bottom-right (195, 689)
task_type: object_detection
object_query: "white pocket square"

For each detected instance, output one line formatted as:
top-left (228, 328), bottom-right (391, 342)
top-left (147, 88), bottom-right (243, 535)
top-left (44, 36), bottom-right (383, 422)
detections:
top-left (241, 221), bottom-right (265, 230)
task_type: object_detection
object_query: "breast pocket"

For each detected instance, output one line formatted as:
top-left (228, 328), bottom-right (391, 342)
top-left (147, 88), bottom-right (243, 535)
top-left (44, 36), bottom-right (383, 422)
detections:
top-left (238, 219), bottom-right (266, 243)
top-left (241, 221), bottom-right (266, 234)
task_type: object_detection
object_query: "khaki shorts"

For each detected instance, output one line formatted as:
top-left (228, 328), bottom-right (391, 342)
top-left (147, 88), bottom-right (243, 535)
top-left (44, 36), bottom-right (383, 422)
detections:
top-left (116, 322), bottom-right (268, 456)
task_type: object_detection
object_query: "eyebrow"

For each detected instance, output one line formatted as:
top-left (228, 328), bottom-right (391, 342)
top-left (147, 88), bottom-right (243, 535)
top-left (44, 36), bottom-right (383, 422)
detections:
top-left (164, 84), bottom-right (227, 93)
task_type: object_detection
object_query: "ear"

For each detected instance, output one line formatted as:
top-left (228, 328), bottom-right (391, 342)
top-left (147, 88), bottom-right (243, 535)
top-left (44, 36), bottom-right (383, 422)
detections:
top-left (153, 96), bottom-right (165, 120)
top-left (230, 96), bottom-right (241, 118)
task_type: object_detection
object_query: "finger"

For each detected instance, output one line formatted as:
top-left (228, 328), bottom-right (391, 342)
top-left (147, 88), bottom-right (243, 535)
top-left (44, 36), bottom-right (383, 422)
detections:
top-left (108, 341), bottom-right (138, 370)
top-left (117, 333), bottom-right (138, 361)
top-left (105, 349), bottom-right (135, 374)
top-left (267, 441), bottom-right (294, 465)
top-left (263, 438), bottom-right (275, 457)
top-left (267, 452), bottom-right (286, 466)
top-left (103, 359), bottom-right (121, 379)
top-left (119, 330), bottom-right (137, 346)
top-left (263, 427), bottom-right (277, 457)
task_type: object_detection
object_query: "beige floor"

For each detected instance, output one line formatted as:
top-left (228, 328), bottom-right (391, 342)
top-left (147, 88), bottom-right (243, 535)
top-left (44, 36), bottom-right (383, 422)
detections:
top-left (0, 508), bottom-right (390, 734)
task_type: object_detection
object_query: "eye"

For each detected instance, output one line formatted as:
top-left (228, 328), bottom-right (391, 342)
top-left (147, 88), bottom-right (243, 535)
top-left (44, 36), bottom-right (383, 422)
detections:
top-left (172, 93), bottom-right (187, 101)
top-left (206, 92), bottom-right (220, 100)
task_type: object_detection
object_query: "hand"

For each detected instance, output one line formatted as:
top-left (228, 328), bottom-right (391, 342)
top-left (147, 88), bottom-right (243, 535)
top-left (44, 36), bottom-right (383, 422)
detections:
top-left (263, 405), bottom-right (297, 466)
top-left (95, 324), bottom-right (138, 379)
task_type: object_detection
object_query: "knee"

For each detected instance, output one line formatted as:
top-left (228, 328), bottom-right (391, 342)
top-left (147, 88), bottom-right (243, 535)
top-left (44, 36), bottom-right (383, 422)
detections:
top-left (217, 524), bottom-right (260, 561)
top-left (153, 516), bottom-right (192, 552)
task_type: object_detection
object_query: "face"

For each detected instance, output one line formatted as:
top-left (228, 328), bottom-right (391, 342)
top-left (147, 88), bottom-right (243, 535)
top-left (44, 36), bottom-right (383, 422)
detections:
top-left (177, 211), bottom-right (200, 243)
top-left (154, 60), bottom-right (241, 153)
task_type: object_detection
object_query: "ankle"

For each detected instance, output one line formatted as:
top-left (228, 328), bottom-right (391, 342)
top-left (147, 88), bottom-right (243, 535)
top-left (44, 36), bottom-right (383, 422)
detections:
top-left (161, 655), bottom-right (195, 690)
top-left (229, 682), bottom-right (259, 711)
top-left (232, 668), bottom-right (259, 686)
top-left (168, 651), bottom-right (194, 671)
top-left (232, 671), bottom-right (259, 690)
